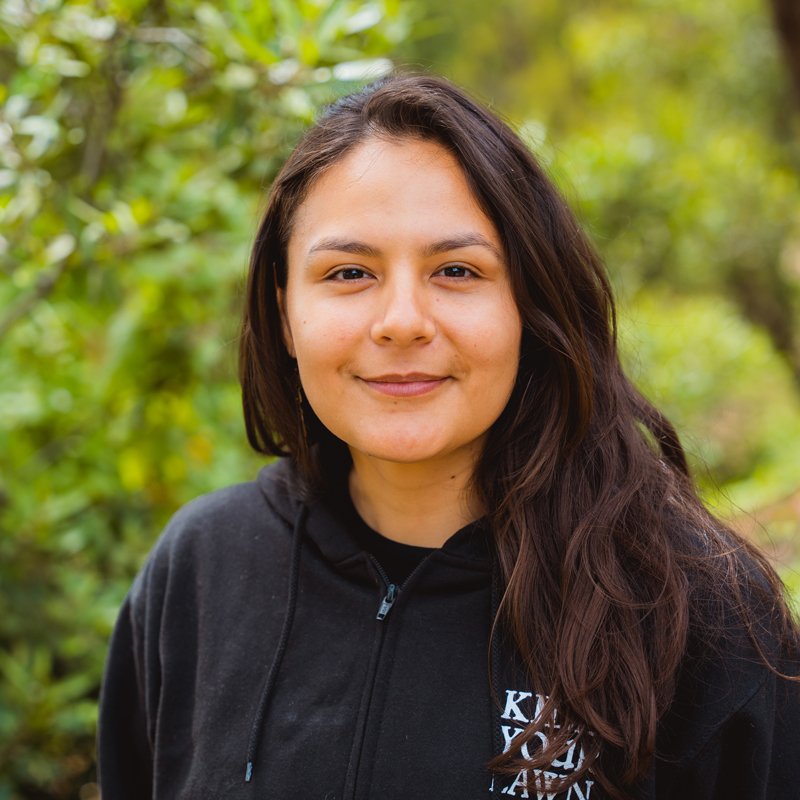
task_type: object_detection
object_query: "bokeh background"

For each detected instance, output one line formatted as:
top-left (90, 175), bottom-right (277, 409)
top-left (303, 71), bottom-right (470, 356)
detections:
top-left (2, 0), bottom-right (800, 796)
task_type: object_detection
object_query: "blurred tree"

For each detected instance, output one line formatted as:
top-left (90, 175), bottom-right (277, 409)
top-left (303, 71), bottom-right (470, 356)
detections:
top-left (0, 1), bottom-right (408, 796)
top-left (771, 0), bottom-right (800, 105)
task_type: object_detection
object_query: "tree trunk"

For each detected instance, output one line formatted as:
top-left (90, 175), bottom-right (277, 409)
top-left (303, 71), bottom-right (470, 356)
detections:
top-left (771, 0), bottom-right (800, 104)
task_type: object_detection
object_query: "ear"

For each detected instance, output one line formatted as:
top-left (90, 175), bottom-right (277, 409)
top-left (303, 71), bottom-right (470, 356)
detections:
top-left (277, 288), bottom-right (296, 358)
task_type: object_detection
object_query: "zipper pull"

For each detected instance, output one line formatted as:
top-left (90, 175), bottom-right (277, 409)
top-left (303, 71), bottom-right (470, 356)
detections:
top-left (376, 583), bottom-right (398, 621)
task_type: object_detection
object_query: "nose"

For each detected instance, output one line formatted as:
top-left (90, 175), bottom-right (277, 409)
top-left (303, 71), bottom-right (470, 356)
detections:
top-left (370, 274), bottom-right (436, 345)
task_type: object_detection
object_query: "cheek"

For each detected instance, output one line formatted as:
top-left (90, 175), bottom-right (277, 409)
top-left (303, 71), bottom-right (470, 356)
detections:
top-left (290, 314), bottom-right (361, 392)
top-left (293, 318), bottom-right (356, 356)
top-left (460, 304), bottom-right (521, 373)
top-left (481, 334), bottom-right (522, 406)
top-left (494, 301), bottom-right (523, 370)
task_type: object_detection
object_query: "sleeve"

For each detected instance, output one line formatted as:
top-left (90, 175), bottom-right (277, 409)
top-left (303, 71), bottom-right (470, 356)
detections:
top-left (97, 565), bottom-right (160, 799)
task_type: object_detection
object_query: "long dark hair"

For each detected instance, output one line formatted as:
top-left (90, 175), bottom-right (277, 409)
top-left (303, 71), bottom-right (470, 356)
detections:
top-left (239, 73), bottom-right (800, 796)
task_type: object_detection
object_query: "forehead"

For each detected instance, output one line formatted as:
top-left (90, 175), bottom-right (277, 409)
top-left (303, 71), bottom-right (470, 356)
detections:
top-left (287, 136), bottom-right (500, 254)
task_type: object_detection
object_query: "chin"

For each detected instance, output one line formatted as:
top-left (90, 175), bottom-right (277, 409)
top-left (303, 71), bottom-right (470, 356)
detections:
top-left (348, 433), bottom-right (469, 467)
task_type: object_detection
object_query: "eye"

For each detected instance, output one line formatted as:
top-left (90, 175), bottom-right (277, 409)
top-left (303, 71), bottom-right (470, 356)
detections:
top-left (328, 267), bottom-right (371, 281)
top-left (436, 264), bottom-right (476, 279)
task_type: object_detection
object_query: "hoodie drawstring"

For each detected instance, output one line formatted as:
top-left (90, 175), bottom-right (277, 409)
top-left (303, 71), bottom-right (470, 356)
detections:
top-left (489, 556), bottom-right (504, 792)
top-left (244, 504), bottom-right (308, 783)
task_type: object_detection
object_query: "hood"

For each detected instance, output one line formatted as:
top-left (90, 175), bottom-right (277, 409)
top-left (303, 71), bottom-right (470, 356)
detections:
top-left (255, 456), bottom-right (495, 573)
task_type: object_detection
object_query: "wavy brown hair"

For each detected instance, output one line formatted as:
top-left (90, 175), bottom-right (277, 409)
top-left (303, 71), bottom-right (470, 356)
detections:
top-left (239, 73), bottom-right (800, 796)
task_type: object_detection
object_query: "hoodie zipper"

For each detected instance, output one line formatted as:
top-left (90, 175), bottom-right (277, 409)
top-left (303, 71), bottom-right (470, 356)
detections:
top-left (371, 555), bottom-right (408, 621)
top-left (344, 554), bottom-right (433, 800)
top-left (370, 554), bottom-right (431, 620)
top-left (376, 583), bottom-right (397, 620)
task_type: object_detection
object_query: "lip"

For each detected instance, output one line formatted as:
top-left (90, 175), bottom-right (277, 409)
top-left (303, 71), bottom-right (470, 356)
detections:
top-left (359, 373), bottom-right (449, 398)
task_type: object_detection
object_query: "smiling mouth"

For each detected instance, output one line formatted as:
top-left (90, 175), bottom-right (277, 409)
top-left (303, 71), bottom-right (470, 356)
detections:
top-left (360, 373), bottom-right (449, 398)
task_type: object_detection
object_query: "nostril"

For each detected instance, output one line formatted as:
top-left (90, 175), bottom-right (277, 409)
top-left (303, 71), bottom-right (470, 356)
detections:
top-left (370, 311), bottom-right (436, 345)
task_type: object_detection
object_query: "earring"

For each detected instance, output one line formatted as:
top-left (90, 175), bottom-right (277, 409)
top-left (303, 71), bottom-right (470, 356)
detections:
top-left (294, 368), bottom-right (309, 449)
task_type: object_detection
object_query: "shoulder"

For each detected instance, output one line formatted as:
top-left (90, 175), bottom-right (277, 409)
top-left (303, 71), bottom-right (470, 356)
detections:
top-left (656, 538), bottom-right (800, 768)
top-left (129, 458), bottom-right (306, 609)
top-left (159, 457), bottom-right (301, 548)
top-left (651, 624), bottom-right (800, 797)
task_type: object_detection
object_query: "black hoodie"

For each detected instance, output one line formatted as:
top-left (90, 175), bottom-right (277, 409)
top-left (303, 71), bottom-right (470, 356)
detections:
top-left (98, 459), bottom-right (800, 799)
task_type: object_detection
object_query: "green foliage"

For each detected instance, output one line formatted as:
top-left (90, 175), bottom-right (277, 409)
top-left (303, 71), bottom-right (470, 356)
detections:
top-left (0, 1), bottom-right (408, 796)
top-left (619, 290), bottom-right (800, 511)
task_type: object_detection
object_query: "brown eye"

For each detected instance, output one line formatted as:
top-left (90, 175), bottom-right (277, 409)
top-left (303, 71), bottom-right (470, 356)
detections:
top-left (438, 265), bottom-right (474, 278)
top-left (342, 268), bottom-right (365, 280)
top-left (329, 267), bottom-right (369, 281)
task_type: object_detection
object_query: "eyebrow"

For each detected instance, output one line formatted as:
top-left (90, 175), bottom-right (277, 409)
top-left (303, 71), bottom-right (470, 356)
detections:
top-left (306, 233), bottom-right (503, 261)
top-left (308, 237), bottom-right (380, 259)
top-left (424, 234), bottom-right (503, 260)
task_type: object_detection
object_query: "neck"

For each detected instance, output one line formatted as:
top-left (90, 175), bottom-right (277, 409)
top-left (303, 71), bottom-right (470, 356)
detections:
top-left (348, 447), bottom-right (483, 547)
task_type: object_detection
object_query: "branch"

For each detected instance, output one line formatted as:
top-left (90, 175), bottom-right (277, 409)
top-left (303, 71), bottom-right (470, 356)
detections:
top-left (79, 39), bottom-right (125, 189)
top-left (133, 26), bottom-right (213, 66)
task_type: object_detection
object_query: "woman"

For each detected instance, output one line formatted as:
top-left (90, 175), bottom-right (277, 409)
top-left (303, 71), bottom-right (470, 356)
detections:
top-left (98, 74), bottom-right (800, 799)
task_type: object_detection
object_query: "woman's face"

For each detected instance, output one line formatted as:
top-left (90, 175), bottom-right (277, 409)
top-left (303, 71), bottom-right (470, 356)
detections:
top-left (281, 136), bottom-right (522, 472)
